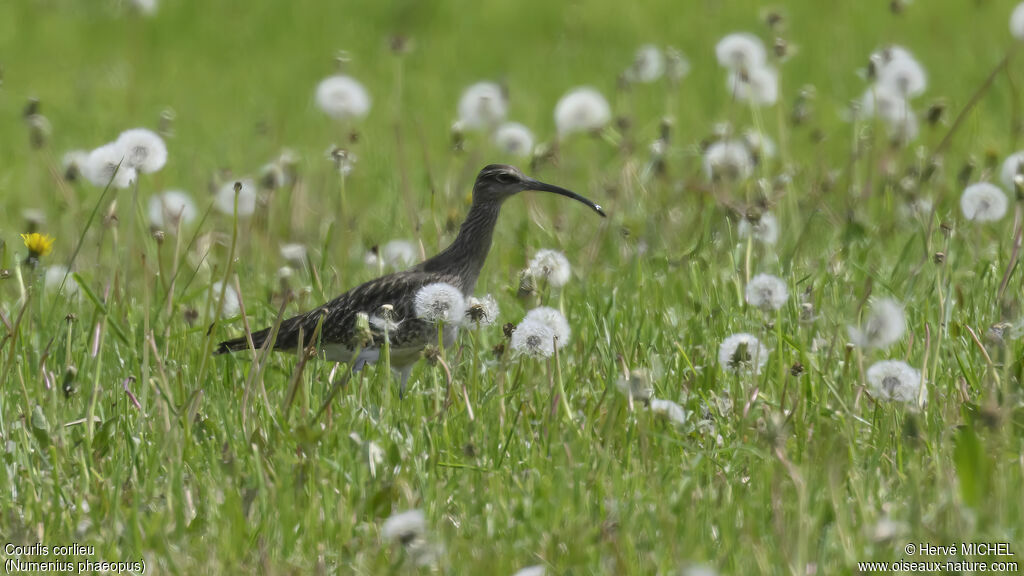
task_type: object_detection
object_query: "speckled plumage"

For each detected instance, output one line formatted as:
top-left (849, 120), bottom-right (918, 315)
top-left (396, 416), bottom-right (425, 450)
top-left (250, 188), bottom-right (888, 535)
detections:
top-left (216, 164), bottom-right (605, 390)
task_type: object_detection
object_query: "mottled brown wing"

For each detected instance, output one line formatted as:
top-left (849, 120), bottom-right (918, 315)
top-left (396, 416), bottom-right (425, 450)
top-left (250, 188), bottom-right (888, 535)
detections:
top-left (217, 270), bottom-right (462, 355)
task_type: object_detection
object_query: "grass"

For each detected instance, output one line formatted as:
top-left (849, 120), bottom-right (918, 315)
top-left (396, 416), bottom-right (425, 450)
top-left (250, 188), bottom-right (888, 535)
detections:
top-left (1, 0), bottom-right (1023, 573)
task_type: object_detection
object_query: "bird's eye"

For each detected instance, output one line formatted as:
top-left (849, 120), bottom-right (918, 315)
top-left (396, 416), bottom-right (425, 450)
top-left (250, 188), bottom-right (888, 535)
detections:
top-left (495, 173), bottom-right (515, 185)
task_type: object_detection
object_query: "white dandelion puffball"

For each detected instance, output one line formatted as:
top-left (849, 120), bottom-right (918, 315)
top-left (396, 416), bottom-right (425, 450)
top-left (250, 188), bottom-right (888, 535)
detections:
top-left (457, 82), bottom-right (508, 130)
top-left (743, 130), bottom-right (776, 159)
top-left (859, 86), bottom-right (912, 125)
top-left (130, 0), bottom-right (158, 15)
top-left (522, 306), bottom-right (571, 349)
top-left (715, 32), bottom-right (767, 71)
top-left (876, 55), bottom-right (927, 99)
top-left (649, 399), bottom-right (689, 426)
top-left (1000, 151), bottom-right (1024, 190)
top-left (493, 122), bottom-right (534, 157)
top-left (366, 239), bottom-right (418, 270)
top-left (703, 139), bottom-right (753, 182)
top-left (414, 283), bottom-right (466, 323)
top-left (859, 86), bottom-right (918, 142)
top-left (527, 249), bottom-right (571, 287)
top-left (682, 565), bottom-right (720, 576)
top-left (214, 179), bottom-right (258, 218)
top-left (727, 66), bottom-right (779, 106)
top-left (718, 332), bottom-right (769, 374)
top-left (510, 319), bottom-right (556, 359)
top-left (849, 298), bottom-right (906, 350)
top-left (961, 183), bottom-right (1008, 223)
top-left (554, 87), bottom-right (611, 137)
top-left (382, 509), bottom-right (426, 544)
top-left (212, 281), bottom-right (241, 318)
top-left (616, 369), bottom-right (653, 402)
top-left (1012, 3), bottom-right (1024, 39)
top-left (279, 243), bottom-right (307, 265)
top-left (738, 212), bottom-right (779, 245)
top-left (867, 360), bottom-right (926, 404)
top-left (116, 128), bottom-right (167, 173)
top-left (61, 150), bottom-right (89, 179)
top-left (315, 75), bottom-right (371, 120)
top-left (83, 143), bottom-right (137, 189)
top-left (147, 190), bottom-right (197, 229)
top-left (665, 46), bottom-right (691, 83)
top-left (745, 274), bottom-right (789, 311)
top-left (44, 266), bottom-right (78, 297)
top-left (464, 294), bottom-right (499, 328)
top-left (625, 44), bottom-right (665, 83)
top-left (512, 566), bottom-right (546, 576)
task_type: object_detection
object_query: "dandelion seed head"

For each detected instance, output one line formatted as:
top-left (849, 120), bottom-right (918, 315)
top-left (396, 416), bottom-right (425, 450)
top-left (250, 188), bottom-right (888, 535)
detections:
top-left (745, 274), bottom-right (789, 311)
top-left (960, 182), bottom-right (1008, 223)
top-left (625, 44), bottom-right (665, 83)
top-left (527, 249), bottom-right (571, 287)
top-left (464, 294), bottom-right (499, 328)
top-left (703, 139), bottom-right (753, 182)
top-left (315, 75), bottom-right (371, 120)
top-left (61, 150), bottom-right (89, 181)
top-left (1012, 2), bottom-right (1024, 40)
top-left (212, 281), bottom-right (240, 318)
top-left (365, 240), bottom-right (418, 270)
top-left (83, 143), bottom-right (137, 189)
top-left (130, 0), bottom-right (158, 16)
top-left (649, 398), bottom-right (689, 426)
top-left (681, 565), bottom-right (719, 576)
top-left (718, 333), bottom-right (769, 374)
top-left (493, 122), bottom-right (534, 158)
top-left (738, 212), bottom-right (780, 245)
top-left (554, 87), bottom-right (611, 137)
top-left (116, 128), bottom-right (168, 173)
top-left (876, 55), bottom-right (927, 99)
top-left (457, 82), bottom-right (508, 130)
top-left (414, 282), bottom-right (465, 323)
top-left (214, 179), bottom-right (257, 218)
top-left (616, 369), bottom-right (653, 402)
top-left (381, 509), bottom-right (426, 545)
top-left (325, 146), bottom-right (358, 176)
top-left (44, 266), bottom-right (77, 296)
top-left (665, 46), bottom-right (691, 84)
top-left (147, 190), bottom-right (197, 229)
top-left (1000, 151), bottom-right (1024, 191)
top-left (370, 304), bottom-right (402, 334)
top-left (279, 243), bottom-right (307, 264)
top-left (523, 306), bottom-right (571, 349)
top-left (715, 32), bottom-right (767, 71)
top-left (727, 66), bottom-right (779, 106)
top-left (867, 360), bottom-right (925, 404)
top-left (510, 319), bottom-right (556, 359)
top-left (849, 298), bottom-right (906, 350)
top-left (743, 130), bottom-right (776, 159)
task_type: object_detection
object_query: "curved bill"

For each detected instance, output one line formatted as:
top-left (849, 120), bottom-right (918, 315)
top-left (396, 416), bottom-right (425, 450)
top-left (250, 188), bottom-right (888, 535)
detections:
top-left (524, 177), bottom-right (607, 217)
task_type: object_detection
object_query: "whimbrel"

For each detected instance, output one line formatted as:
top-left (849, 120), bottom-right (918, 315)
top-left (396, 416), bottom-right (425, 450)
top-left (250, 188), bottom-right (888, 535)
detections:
top-left (216, 164), bottom-right (605, 393)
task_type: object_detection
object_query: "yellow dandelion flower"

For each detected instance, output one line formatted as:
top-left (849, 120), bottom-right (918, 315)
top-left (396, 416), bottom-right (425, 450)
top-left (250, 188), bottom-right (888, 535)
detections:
top-left (21, 233), bottom-right (55, 258)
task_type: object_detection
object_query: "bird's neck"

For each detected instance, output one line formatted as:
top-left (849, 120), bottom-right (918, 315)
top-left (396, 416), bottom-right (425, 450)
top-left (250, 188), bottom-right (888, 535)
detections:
top-left (421, 200), bottom-right (502, 295)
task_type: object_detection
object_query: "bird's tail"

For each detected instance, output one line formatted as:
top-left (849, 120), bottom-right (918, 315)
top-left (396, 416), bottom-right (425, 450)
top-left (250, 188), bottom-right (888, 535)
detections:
top-left (215, 326), bottom-right (274, 355)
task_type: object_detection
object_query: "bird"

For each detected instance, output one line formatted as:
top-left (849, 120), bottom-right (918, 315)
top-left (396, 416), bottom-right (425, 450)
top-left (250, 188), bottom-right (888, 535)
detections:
top-left (215, 164), bottom-right (606, 394)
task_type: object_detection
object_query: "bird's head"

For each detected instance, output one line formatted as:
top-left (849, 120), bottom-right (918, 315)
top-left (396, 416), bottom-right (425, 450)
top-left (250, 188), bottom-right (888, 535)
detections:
top-left (472, 164), bottom-right (606, 217)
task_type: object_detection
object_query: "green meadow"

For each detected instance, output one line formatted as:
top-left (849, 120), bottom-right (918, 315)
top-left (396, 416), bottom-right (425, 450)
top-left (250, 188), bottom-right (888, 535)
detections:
top-left (0, 0), bottom-right (1022, 573)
